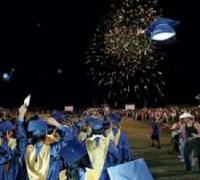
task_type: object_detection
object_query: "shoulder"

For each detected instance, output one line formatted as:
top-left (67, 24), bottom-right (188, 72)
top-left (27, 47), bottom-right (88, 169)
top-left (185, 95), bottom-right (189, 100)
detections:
top-left (194, 122), bottom-right (200, 129)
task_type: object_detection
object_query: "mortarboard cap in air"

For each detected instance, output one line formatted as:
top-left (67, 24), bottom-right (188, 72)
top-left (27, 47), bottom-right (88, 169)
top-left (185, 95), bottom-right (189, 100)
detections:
top-left (146, 17), bottom-right (180, 41)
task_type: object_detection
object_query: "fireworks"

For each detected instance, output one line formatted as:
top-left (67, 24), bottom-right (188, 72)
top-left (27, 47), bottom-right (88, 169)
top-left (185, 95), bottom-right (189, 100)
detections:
top-left (86, 0), bottom-right (165, 104)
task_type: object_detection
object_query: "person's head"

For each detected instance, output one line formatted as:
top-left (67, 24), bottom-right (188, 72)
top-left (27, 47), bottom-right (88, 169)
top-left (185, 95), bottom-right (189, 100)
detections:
top-left (91, 121), bottom-right (104, 135)
top-left (0, 120), bottom-right (15, 140)
top-left (108, 112), bottom-right (121, 128)
top-left (185, 117), bottom-right (194, 127)
top-left (51, 110), bottom-right (64, 123)
top-left (28, 119), bottom-right (48, 144)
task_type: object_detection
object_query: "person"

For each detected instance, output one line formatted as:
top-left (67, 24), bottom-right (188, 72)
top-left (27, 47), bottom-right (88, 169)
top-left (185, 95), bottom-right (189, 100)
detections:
top-left (60, 139), bottom-right (88, 179)
top-left (171, 119), bottom-right (181, 155)
top-left (178, 115), bottom-right (187, 162)
top-left (183, 113), bottom-right (200, 171)
top-left (0, 120), bottom-right (19, 180)
top-left (52, 110), bottom-right (78, 140)
top-left (106, 112), bottom-right (132, 163)
top-left (84, 119), bottom-right (119, 180)
top-left (17, 105), bottom-right (74, 179)
top-left (77, 119), bottom-right (92, 143)
top-left (77, 120), bottom-right (88, 143)
top-left (150, 114), bottom-right (161, 149)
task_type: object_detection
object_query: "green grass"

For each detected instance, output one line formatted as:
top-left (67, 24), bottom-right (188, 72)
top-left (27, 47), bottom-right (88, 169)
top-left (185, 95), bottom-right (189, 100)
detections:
top-left (121, 119), bottom-right (200, 180)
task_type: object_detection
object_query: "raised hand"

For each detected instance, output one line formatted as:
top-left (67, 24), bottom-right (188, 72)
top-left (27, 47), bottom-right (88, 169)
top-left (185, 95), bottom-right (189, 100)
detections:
top-left (18, 105), bottom-right (27, 119)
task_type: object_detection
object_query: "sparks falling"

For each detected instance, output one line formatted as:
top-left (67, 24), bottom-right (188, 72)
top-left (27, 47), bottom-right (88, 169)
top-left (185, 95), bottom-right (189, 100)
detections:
top-left (86, 0), bottom-right (165, 104)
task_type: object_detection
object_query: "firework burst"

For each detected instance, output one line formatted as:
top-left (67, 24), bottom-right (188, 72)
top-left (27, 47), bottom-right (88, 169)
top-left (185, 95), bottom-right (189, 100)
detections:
top-left (86, 0), bottom-right (165, 105)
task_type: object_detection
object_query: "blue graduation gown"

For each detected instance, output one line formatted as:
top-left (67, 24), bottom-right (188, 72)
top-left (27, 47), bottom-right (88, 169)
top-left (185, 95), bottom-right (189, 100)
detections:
top-left (98, 141), bottom-right (119, 180)
top-left (0, 139), bottom-right (19, 180)
top-left (16, 118), bottom-right (74, 180)
top-left (112, 128), bottom-right (132, 163)
top-left (85, 139), bottom-right (119, 180)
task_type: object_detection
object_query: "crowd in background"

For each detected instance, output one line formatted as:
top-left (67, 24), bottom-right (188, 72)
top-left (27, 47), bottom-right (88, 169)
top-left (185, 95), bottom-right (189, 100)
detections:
top-left (0, 104), bottom-right (199, 180)
top-left (132, 106), bottom-right (200, 122)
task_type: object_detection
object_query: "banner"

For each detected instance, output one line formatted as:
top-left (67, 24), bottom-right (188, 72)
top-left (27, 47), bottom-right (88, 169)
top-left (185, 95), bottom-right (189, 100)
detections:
top-left (64, 106), bottom-right (74, 112)
top-left (125, 104), bottom-right (135, 110)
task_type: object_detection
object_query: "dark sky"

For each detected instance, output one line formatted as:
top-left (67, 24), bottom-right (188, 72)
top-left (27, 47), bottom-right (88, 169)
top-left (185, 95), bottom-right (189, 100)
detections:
top-left (0, 0), bottom-right (199, 108)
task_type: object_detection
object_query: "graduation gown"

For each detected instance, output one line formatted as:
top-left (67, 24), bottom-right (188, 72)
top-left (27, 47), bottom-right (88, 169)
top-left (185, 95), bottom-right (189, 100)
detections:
top-left (16, 118), bottom-right (73, 180)
top-left (84, 136), bottom-right (118, 180)
top-left (106, 128), bottom-right (132, 163)
top-left (0, 138), bottom-right (19, 180)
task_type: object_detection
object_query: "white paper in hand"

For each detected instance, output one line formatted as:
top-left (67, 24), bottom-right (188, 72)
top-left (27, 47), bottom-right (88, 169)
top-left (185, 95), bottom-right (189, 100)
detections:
top-left (24, 95), bottom-right (31, 107)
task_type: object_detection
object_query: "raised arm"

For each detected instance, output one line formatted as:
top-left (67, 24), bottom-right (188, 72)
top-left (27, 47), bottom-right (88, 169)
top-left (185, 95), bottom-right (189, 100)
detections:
top-left (46, 118), bottom-right (74, 141)
top-left (16, 105), bottom-right (28, 161)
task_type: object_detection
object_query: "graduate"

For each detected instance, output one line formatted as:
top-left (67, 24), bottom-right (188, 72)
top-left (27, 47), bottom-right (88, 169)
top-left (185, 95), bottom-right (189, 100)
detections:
top-left (16, 105), bottom-right (74, 180)
top-left (105, 112), bottom-right (132, 163)
top-left (0, 120), bottom-right (19, 180)
top-left (84, 119), bottom-right (119, 180)
top-left (60, 139), bottom-right (88, 180)
top-left (77, 119), bottom-right (92, 143)
top-left (51, 110), bottom-right (77, 142)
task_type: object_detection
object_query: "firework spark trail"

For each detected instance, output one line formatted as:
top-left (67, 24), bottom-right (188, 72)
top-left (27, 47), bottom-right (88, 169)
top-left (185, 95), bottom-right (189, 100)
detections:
top-left (86, 0), bottom-right (165, 104)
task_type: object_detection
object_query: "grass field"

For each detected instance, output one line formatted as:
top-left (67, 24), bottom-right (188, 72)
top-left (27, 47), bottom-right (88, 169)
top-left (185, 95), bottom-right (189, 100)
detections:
top-left (121, 119), bottom-right (200, 180)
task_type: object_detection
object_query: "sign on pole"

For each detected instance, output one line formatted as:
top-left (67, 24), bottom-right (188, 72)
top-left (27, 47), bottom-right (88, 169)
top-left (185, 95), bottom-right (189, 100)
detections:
top-left (125, 104), bottom-right (135, 110)
top-left (64, 106), bottom-right (74, 112)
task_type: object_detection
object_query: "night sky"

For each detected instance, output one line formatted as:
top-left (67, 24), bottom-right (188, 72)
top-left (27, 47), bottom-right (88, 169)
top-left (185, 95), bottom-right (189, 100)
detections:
top-left (0, 0), bottom-right (199, 108)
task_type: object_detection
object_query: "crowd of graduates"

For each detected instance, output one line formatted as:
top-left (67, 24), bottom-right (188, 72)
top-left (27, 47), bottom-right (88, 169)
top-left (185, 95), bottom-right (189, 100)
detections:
top-left (0, 104), bottom-right (153, 180)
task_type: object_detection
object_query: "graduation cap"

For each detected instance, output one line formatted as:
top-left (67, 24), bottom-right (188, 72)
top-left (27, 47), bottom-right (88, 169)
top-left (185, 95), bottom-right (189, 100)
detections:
top-left (28, 119), bottom-right (48, 137)
top-left (75, 119), bottom-right (86, 128)
top-left (84, 117), bottom-right (92, 125)
top-left (2, 73), bottom-right (11, 82)
top-left (1, 69), bottom-right (15, 82)
top-left (52, 110), bottom-right (68, 122)
top-left (91, 120), bottom-right (103, 131)
top-left (0, 120), bottom-right (15, 133)
top-left (89, 119), bottom-right (104, 135)
top-left (107, 158), bottom-right (154, 180)
top-left (146, 17), bottom-right (180, 42)
top-left (108, 113), bottom-right (121, 125)
top-left (60, 139), bottom-right (87, 167)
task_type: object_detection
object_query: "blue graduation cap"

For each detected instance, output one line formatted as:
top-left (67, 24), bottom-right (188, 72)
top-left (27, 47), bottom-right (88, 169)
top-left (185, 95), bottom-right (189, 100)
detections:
top-left (108, 113), bottom-right (121, 125)
top-left (91, 120), bottom-right (103, 131)
top-left (107, 158), bottom-right (154, 180)
top-left (52, 110), bottom-right (68, 122)
top-left (2, 73), bottom-right (11, 82)
top-left (146, 17), bottom-right (180, 41)
top-left (60, 139), bottom-right (87, 167)
top-left (0, 120), bottom-right (15, 133)
top-left (84, 117), bottom-right (92, 125)
top-left (75, 119), bottom-right (86, 128)
top-left (86, 118), bottom-right (102, 130)
top-left (28, 119), bottom-right (48, 137)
